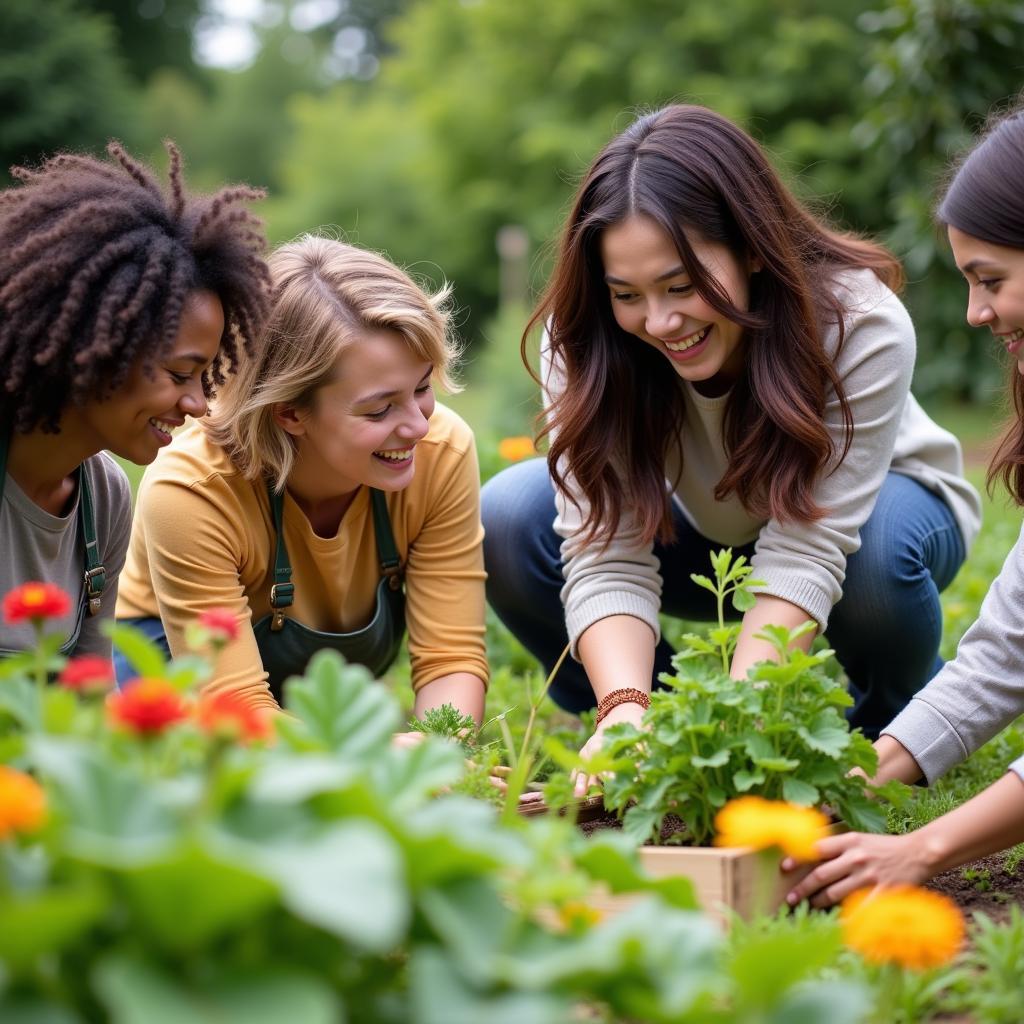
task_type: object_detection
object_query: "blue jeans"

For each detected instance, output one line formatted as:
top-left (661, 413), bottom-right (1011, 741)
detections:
top-left (113, 616), bottom-right (170, 687)
top-left (481, 459), bottom-right (966, 738)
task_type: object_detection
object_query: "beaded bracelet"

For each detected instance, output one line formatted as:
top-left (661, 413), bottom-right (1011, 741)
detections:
top-left (595, 687), bottom-right (651, 726)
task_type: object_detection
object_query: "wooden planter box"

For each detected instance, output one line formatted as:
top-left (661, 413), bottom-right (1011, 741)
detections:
top-left (522, 796), bottom-right (828, 925)
top-left (593, 843), bottom-right (796, 924)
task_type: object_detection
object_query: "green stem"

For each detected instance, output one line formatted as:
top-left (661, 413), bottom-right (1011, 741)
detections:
top-left (501, 641), bottom-right (571, 825)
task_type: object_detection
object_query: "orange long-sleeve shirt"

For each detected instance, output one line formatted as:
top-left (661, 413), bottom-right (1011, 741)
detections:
top-left (117, 404), bottom-right (488, 710)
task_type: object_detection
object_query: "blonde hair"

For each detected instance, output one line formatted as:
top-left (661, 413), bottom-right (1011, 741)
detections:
top-left (205, 235), bottom-right (459, 491)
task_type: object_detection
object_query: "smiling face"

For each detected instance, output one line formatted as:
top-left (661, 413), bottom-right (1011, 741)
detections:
top-left (600, 214), bottom-right (753, 395)
top-left (280, 328), bottom-right (435, 500)
top-left (948, 226), bottom-right (1024, 375)
top-left (76, 289), bottom-right (224, 464)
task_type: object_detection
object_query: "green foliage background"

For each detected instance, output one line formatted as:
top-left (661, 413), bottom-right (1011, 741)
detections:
top-left (4, 0), bottom-right (1024, 400)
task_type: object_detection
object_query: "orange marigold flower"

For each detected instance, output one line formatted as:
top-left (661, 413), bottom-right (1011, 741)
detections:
top-left (497, 436), bottom-right (535, 462)
top-left (0, 765), bottom-right (47, 838)
top-left (196, 689), bottom-right (273, 745)
top-left (714, 796), bottom-right (830, 861)
top-left (841, 886), bottom-right (965, 970)
top-left (197, 607), bottom-right (239, 645)
top-left (107, 678), bottom-right (190, 736)
top-left (3, 582), bottom-right (71, 625)
top-left (58, 655), bottom-right (115, 694)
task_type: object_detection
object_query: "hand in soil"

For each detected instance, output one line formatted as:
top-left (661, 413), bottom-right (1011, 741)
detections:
top-left (782, 830), bottom-right (933, 908)
top-left (573, 700), bottom-right (647, 798)
top-left (486, 764), bottom-right (545, 803)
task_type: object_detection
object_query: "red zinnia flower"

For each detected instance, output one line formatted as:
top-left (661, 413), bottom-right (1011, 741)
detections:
top-left (197, 607), bottom-right (240, 645)
top-left (196, 689), bottom-right (273, 745)
top-left (107, 678), bottom-right (190, 736)
top-left (3, 582), bottom-right (71, 625)
top-left (58, 655), bottom-right (115, 695)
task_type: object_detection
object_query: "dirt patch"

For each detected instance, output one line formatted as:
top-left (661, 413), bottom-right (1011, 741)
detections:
top-left (926, 853), bottom-right (1024, 922)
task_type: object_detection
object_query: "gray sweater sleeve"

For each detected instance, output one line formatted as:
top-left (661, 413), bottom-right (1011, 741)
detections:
top-left (883, 520), bottom-right (1024, 785)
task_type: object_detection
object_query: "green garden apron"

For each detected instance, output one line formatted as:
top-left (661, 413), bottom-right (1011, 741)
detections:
top-left (251, 483), bottom-right (406, 703)
top-left (0, 430), bottom-right (107, 658)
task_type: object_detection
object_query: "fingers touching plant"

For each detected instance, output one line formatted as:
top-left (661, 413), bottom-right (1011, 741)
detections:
top-left (601, 549), bottom-right (890, 847)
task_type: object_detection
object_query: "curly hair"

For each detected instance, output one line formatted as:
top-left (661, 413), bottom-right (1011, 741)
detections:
top-left (0, 140), bottom-right (271, 433)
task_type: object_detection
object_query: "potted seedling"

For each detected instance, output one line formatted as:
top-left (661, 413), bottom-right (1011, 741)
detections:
top-left (546, 549), bottom-right (900, 920)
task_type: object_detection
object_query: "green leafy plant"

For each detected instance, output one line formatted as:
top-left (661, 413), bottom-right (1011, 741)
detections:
top-left (601, 549), bottom-right (890, 846)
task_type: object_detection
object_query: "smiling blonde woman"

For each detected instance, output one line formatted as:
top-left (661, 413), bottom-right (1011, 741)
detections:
top-left (116, 237), bottom-right (487, 728)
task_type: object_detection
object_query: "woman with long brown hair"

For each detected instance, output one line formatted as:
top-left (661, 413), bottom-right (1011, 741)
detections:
top-left (482, 105), bottom-right (980, 790)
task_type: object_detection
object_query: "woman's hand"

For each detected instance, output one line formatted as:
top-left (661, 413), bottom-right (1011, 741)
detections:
top-left (781, 831), bottom-right (934, 908)
top-left (572, 700), bottom-right (646, 798)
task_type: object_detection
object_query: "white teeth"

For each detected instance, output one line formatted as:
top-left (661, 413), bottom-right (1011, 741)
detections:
top-left (664, 325), bottom-right (710, 352)
top-left (1006, 328), bottom-right (1024, 344)
top-left (374, 448), bottom-right (413, 461)
top-left (149, 418), bottom-right (174, 435)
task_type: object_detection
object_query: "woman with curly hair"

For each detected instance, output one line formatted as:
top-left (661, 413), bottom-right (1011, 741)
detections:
top-left (116, 237), bottom-right (488, 732)
top-left (0, 141), bottom-right (270, 661)
top-left (481, 105), bottom-right (981, 793)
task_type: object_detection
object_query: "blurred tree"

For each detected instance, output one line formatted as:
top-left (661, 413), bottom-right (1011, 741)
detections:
top-left (0, 0), bottom-right (138, 179)
top-left (851, 0), bottom-right (1024, 401)
top-left (78, 0), bottom-right (202, 82)
top-left (272, 0), bottom-right (873, 332)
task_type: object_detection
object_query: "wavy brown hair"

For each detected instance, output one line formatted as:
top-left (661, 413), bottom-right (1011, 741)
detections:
top-left (0, 140), bottom-right (271, 434)
top-left (527, 104), bottom-right (903, 546)
top-left (937, 97), bottom-right (1024, 504)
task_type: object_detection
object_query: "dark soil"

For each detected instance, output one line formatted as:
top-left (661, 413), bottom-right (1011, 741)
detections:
top-left (926, 853), bottom-right (1024, 922)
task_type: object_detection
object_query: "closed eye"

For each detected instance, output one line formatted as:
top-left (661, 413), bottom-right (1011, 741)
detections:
top-left (168, 370), bottom-right (192, 385)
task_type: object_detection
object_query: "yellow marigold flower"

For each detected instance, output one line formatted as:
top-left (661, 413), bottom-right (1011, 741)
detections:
top-left (841, 886), bottom-right (964, 970)
top-left (0, 765), bottom-right (47, 839)
top-left (714, 796), bottom-right (829, 860)
top-left (498, 435), bottom-right (535, 462)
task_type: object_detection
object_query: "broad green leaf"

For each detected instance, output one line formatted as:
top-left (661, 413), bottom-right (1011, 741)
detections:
top-left (706, 785), bottom-right (727, 807)
top-left (730, 921), bottom-right (843, 1011)
top-left (766, 980), bottom-right (872, 1024)
top-left (622, 804), bottom-right (661, 844)
top-left (120, 841), bottom-right (278, 951)
top-left (41, 687), bottom-right (77, 733)
top-left (691, 748), bottom-right (730, 768)
top-left (410, 946), bottom-right (570, 1024)
top-left (782, 777), bottom-right (820, 806)
top-left (104, 622), bottom-right (169, 679)
top-left (731, 587), bottom-right (757, 612)
top-left (248, 754), bottom-right (356, 803)
top-left (0, 882), bottom-right (108, 969)
top-left (373, 738), bottom-right (467, 813)
top-left (732, 769), bottom-right (765, 792)
top-left (284, 650), bottom-right (399, 757)
top-left (93, 955), bottom-right (341, 1024)
top-left (573, 835), bottom-right (696, 909)
top-left (0, 678), bottom-right (40, 731)
top-left (248, 821), bottom-right (408, 951)
top-left (29, 738), bottom-right (176, 863)
top-left (754, 756), bottom-right (801, 772)
top-left (797, 715), bottom-right (850, 757)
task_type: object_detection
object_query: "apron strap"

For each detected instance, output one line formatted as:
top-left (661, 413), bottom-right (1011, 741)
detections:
top-left (0, 428), bottom-right (105, 617)
top-left (264, 484), bottom-right (403, 629)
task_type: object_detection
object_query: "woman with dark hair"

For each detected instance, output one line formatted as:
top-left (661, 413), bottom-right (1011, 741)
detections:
top-left (0, 141), bottom-right (269, 662)
top-left (786, 98), bottom-right (1024, 905)
top-left (482, 104), bottom-right (980, 790)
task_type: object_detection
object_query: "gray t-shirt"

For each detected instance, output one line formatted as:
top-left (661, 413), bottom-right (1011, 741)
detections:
top-left (884, 520), bottom-right (1024, 784)
top-left (1, 453), bottom-right (132, 659)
